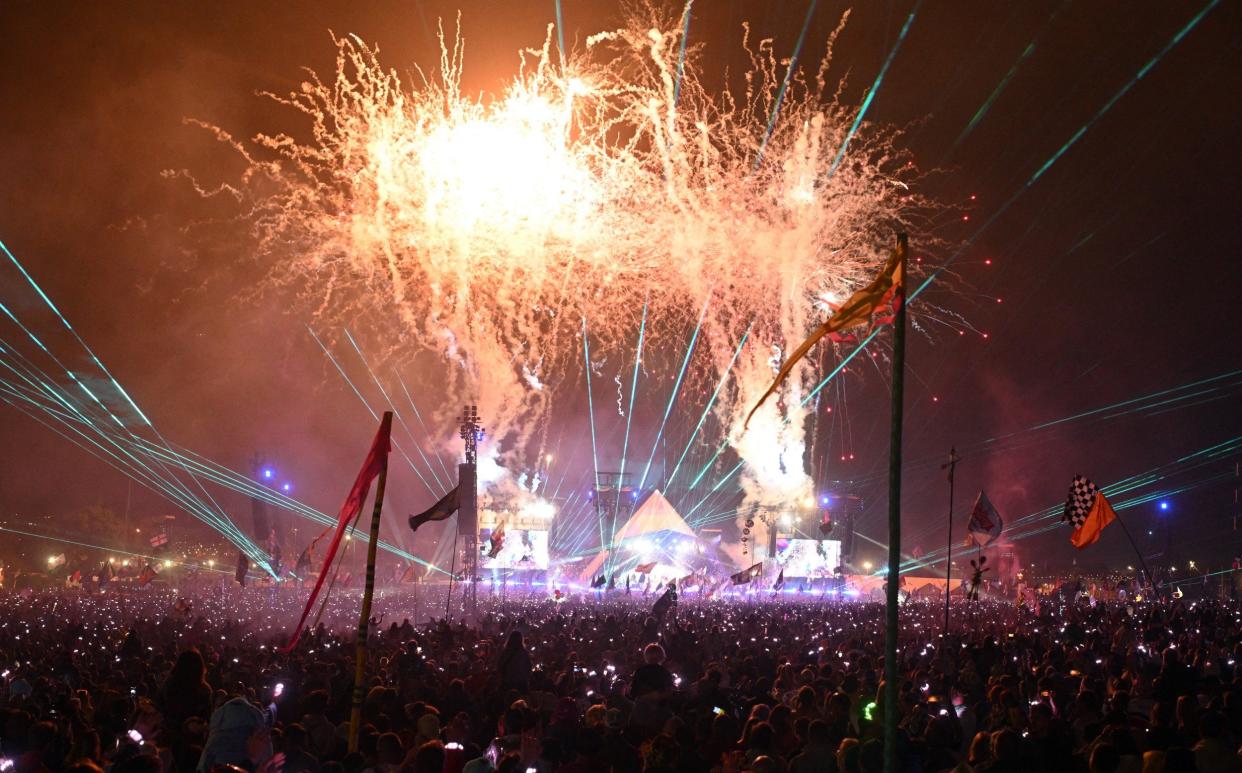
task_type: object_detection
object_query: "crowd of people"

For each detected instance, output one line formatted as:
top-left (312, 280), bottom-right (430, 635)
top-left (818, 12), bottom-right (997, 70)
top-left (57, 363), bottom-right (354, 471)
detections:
top-left (3, 584), bottom-right (1242, 773)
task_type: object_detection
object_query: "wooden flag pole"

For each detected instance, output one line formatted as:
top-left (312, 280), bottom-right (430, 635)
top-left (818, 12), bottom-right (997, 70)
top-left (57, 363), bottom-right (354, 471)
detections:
top-left (348, 411), bottom-right (392, 753)
top-left (883, 234), bottom-right (908, 773)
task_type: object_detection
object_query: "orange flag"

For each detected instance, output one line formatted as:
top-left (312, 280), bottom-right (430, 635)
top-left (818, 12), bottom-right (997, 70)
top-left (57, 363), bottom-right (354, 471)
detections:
top-left (1062, 475), bottom-right (1118, 549)
top-left (745, 234), bottom-right (907, 429)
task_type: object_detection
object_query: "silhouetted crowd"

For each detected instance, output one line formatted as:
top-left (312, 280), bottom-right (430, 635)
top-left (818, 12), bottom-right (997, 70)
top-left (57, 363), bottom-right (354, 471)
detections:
top-left (3, 586), bottom-right (1242, 772)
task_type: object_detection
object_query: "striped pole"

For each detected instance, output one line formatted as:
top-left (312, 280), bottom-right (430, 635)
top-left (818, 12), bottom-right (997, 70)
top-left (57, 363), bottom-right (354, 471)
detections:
top-left (348, 411), bottom-right (392, 751)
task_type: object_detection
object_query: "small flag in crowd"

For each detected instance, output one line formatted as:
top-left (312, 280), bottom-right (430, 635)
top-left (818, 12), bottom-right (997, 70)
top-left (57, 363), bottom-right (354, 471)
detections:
top-left (137, 563), bottom-right (158, 586)
top-left (409, 485), bottom-right (460, 533)
top-left (235, 552), bottom-right (250, 586)
top-left (967, 490), bottom-right (1004, 546)
top-left (731, 562), bottom-right (764, 585)
top-left (591, 574), bottom-right (606, 588)
top-left (294, 546), bottom-right (312, 576)
top-left (99, 561), bottom-right (114, 586)
top-left (1062, 475), bottom-right (1118, 549)
top-left (652, 583), bottom-right (677, 619)
top-left (149, 531), bottom-right (169, 549)
top-left (773, 568), bottom-right (785, 591)
top-left (48, 554), bottom-right (66, 570)
top-left (634, 561), bottom-right (657, 574)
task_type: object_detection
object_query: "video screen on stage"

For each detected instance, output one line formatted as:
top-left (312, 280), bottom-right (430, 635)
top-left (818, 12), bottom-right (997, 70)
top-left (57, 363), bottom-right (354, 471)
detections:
top-left (776, 538), bottom-right (842, 578)
top-left (479, 528), bottom-right (549, 570)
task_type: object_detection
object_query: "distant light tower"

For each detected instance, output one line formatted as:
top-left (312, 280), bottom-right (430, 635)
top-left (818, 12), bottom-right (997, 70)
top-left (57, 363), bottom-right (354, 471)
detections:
top-left (457, 405), bottom-right (482, 616)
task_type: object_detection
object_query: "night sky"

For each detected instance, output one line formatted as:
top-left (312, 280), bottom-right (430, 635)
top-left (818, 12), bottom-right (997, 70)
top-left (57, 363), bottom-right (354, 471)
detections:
top-left (1, 1), bottom-right (1239, 575)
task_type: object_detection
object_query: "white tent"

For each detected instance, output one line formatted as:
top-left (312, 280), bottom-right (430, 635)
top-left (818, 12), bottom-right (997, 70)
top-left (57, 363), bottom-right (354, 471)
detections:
top-left (578, 490), bottom-right (696, 581)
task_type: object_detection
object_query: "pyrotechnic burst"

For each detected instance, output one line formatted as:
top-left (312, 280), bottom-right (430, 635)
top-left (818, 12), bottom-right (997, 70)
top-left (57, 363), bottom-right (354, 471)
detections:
top-left (185, 4), bottom-right (938, 517)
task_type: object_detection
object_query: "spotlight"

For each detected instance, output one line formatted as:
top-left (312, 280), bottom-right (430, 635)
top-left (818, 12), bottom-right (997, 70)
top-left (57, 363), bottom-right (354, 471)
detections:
top-left (282, 482), bottom-right (293, 493)
top-left (1159, 501), bottom-right (1170, 511)
top-left (261, 467), bottom-right (275, 480)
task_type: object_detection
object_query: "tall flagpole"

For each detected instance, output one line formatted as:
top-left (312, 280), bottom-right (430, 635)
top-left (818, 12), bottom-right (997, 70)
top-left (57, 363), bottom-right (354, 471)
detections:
top-left (348, 411), bottom-right (393, 752)
top-left (942, 448), bottom-right (961, 640)
top-left (883, 234), bottom-right (908, 773)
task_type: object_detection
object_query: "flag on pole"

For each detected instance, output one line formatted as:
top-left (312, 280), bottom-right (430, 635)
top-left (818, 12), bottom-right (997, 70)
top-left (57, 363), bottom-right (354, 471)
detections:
top-left (48, 554), bottom-right (66, 570)
top-left (283, 413), bottom-right (393, 651)
top-left (746, 235), bottom-right (907, 428)
top-left (409, 484), bottom-right (460, 533)
top-left (149, 531), bottom-right (169, 549)
top-left (487, 522), bottom-right (506, 559)
top-left (1062, 475), bottom-right (1118, 549)
top-left (591, 574), bottom-right (606, 588)
top-left (634, 561), bottom-right (657, 574)
top-left (967, 490), bottom-right (1004, 546)
top-left (138, 563), bottom-right (158, 586)
top-left (294, 546), bottom-right (312, 577)
top-left (99, 561), bottom-right (114, 586)
top-left (68, 569), bottom-right (81, 586)
top-left (235, 552), bottom-right (249, 586)
top-left (652, 583), bottom-right (677, 619)
top-left (731, 562), bottom-right (764, 585)
top-left (773, 568), bottom-right (785, 591)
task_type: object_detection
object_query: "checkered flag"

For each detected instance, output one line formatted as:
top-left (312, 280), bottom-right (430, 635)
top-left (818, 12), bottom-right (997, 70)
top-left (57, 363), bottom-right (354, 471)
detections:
top-left (1063, 475), bottom-right (1097, 529)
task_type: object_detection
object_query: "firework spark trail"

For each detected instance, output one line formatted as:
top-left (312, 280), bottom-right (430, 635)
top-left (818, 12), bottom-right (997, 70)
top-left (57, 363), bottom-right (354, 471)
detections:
top-left (763, 0), bottom-right (1224, 525)
top-left (343, 328), bottom-right (450, 494)
top-left (673, 1), bottom-right (694, 107)
top-left (826, 0), bottom-right (921, 178)
top-left (755, 0), bottom-right (819, 168)
top-left (611, 299), bottom-right (648, 561)
top-left (191, 5), bottom-right (932, 525)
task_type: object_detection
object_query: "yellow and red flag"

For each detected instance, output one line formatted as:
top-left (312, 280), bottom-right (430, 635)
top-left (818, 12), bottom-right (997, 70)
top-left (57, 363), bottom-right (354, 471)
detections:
top-left (746, 234), bottom-right (907, 429)
top-left (1062, 475), bottom-right (1118, 549)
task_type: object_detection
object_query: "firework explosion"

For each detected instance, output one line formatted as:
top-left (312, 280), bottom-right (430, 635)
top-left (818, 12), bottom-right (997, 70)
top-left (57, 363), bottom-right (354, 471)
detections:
top-left (191, 4), bottom-right (935, 519)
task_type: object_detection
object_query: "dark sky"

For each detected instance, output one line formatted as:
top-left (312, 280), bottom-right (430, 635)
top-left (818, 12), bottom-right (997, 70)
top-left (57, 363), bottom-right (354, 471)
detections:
top-left (1, 1), bottom-right (1239, 574)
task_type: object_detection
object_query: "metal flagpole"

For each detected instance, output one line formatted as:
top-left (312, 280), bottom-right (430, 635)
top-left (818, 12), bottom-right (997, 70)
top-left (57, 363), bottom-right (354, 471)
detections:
top-left (1112, 510), bottom-right (1157, 597)
top-left (348, 411), bottom-right (392, 752)
top-left (883, 234), bottom-right (908, 773)
top-left (942, 448), bottom-right (961, 640)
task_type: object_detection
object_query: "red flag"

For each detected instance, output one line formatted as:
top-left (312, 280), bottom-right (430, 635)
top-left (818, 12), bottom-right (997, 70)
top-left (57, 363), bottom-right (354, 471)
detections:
top-left (634, 561), bottom-right (657, 574)
top-left (138, 563), bottom-right (158, 586)
top-left (282, 413), bottom-right (392, 652)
